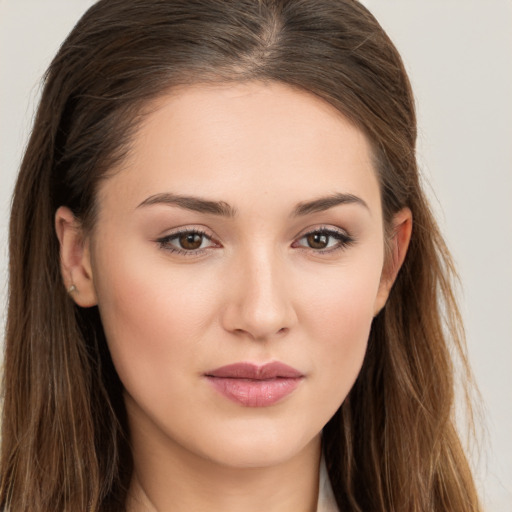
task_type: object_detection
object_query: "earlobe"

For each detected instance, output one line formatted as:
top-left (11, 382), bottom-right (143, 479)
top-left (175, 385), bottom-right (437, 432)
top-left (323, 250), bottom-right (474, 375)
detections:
top-left (55, 206), bottom-right (98, 307)
top-left (374, 207), bottom-right (413, 316)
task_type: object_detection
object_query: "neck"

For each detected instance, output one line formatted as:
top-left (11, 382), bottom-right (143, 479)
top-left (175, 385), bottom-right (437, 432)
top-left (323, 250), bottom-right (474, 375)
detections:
top-left (125, 420), bottom-right (322, 512)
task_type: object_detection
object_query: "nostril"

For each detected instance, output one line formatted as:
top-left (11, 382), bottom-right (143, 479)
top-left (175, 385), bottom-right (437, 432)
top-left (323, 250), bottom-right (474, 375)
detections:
top-left (230, 326), bottom-right (289, 340)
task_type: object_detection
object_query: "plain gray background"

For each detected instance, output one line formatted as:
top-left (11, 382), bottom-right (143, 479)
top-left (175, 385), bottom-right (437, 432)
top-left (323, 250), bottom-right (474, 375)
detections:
top-left (1, 1), bottom-right (511, 510)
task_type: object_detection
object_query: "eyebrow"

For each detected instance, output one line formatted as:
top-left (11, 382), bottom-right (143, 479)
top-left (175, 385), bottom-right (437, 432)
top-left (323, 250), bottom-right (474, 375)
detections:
top-left (137, 191), bottom-right (368, 217)
top-left (137, 193), bottom-right (238, 217)
top-left (293, 192), bottom-right (369, 216)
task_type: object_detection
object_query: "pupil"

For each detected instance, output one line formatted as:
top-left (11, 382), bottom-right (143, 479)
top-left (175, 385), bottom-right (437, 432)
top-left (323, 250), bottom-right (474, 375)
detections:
top-left (179, 233), bottom-right (202, 250)
top-left (307, 233), bottom-right (328, 249)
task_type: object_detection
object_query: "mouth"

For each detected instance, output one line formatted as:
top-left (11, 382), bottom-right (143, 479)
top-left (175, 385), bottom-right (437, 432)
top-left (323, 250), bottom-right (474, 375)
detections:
top-left (204, 361), bottom-right (304, 407)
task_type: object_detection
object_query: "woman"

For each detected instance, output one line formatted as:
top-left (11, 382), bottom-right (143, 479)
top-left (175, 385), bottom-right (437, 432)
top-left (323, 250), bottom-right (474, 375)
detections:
top-left (0, 0), bottom-right (481, 511)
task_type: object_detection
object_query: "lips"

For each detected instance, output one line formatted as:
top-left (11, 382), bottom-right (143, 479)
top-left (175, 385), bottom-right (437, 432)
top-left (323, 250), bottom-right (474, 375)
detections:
top-left (204, 362), bottom-right (304, 407)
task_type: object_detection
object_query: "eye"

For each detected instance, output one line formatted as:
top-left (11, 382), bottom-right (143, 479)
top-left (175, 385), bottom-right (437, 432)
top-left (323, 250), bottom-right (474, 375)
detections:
top-left (156, 229), bottom-right (218, 254)
top-left (293, 228), bottom-right (354, 252)
top-left (176, 232), bottom-right (207, 250)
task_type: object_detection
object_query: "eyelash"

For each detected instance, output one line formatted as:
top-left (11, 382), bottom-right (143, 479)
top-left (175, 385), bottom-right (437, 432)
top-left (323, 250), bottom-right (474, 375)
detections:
top-left (156, 226), bottom-right (354, 256)
top-left (156, 228), bottom-right (217, 256)
top-left (292, 227), bottom-right (355, 253)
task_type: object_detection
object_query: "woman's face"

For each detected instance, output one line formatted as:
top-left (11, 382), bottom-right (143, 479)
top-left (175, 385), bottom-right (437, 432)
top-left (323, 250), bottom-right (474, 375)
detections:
top-left (67, 82), bottom-right (402, 468)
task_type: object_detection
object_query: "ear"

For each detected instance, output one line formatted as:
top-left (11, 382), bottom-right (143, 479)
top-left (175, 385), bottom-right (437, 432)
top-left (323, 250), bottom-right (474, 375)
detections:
top-left (373, 207), bottom-right (413, 316)
top-left (55, 206), bottom-right (97, 307)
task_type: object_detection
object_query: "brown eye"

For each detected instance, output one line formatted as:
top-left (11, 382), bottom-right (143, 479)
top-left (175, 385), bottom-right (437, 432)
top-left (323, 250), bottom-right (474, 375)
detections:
top-left (157, 230), bottom-right (216, 254)
top-left (306, 233), bottom-right (329, 249)
top-left (293, 228), bottom-right (354, 253)
top-left (178, 232), bottom-right (204, 250)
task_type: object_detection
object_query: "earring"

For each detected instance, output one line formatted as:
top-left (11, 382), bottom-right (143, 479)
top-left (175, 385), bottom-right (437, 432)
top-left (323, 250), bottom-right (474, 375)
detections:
top-left (67, 284), bottom-right (77, 294)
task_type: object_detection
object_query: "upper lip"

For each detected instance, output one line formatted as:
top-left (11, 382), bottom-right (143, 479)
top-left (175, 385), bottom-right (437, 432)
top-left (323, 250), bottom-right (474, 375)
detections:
top-left (205, 361), bottom-right (303, 380)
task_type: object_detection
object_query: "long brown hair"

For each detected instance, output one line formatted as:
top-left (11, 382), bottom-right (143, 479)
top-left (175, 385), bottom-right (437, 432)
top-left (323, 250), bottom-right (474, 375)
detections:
top-left (1, 0), bottom-right (480, 510)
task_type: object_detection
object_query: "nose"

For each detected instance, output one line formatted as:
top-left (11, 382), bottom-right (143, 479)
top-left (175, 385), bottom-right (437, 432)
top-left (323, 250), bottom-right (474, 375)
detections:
top-left (221, 249), bottom-right (297, 341)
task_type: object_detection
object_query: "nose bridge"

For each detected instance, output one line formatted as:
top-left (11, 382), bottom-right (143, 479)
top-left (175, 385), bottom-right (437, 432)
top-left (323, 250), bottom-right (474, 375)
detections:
top-left (223, 243), bottom-right (296, 340)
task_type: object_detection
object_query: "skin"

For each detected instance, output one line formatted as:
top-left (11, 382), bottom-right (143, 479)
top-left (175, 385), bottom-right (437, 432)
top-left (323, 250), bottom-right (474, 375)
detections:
top-left (56, 82), bottom-right (412, 512)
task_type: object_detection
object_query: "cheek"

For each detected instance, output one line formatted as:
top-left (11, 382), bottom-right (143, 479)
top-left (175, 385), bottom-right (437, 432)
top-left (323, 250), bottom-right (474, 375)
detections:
top-left (91, 242), bottom-right (218, 396)
top-left (300, 250), bottom-right (382, 338)
top-left (297, 259), bottom-right (382, 409)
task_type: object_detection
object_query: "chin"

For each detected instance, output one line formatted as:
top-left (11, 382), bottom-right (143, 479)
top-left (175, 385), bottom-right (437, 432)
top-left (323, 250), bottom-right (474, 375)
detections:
top-left (188, 418), bottom-right (322, 469)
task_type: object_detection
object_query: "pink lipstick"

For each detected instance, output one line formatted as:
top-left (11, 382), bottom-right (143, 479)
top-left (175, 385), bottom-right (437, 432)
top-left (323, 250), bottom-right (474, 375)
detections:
top-left (204, 362), bottom-right (303, 407)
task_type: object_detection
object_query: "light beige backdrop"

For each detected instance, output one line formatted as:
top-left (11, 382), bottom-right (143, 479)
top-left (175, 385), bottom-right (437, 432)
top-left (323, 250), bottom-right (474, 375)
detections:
top-left (1, 1), bottom-right (511, 510)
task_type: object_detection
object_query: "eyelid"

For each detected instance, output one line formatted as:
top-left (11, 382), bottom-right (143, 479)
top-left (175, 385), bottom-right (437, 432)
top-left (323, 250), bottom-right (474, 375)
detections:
top-left (154, 224), bottom-right (354, 256)
top-left (155, 226), bottom-right (221, 256)
top-left (292, 225), bottom-right (355, 253)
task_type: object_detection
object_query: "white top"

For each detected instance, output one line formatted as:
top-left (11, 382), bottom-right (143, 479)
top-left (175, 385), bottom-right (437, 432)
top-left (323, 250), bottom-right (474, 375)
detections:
top-left (316, 456), bottom-right (339, 512)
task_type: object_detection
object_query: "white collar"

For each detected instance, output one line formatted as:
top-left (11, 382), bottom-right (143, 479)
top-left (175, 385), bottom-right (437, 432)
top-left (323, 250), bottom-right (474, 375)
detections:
top-left (316, 455), bottom-right (339, 512)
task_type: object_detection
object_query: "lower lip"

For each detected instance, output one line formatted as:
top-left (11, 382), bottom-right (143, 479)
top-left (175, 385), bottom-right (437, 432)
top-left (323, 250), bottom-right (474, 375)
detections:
top-left (206, 376), bottom-right (302, 407)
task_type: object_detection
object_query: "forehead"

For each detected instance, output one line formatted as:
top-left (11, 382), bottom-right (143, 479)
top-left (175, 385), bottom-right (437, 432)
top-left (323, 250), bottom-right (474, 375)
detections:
top-left (97, 81), bottom-right (381, 217)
